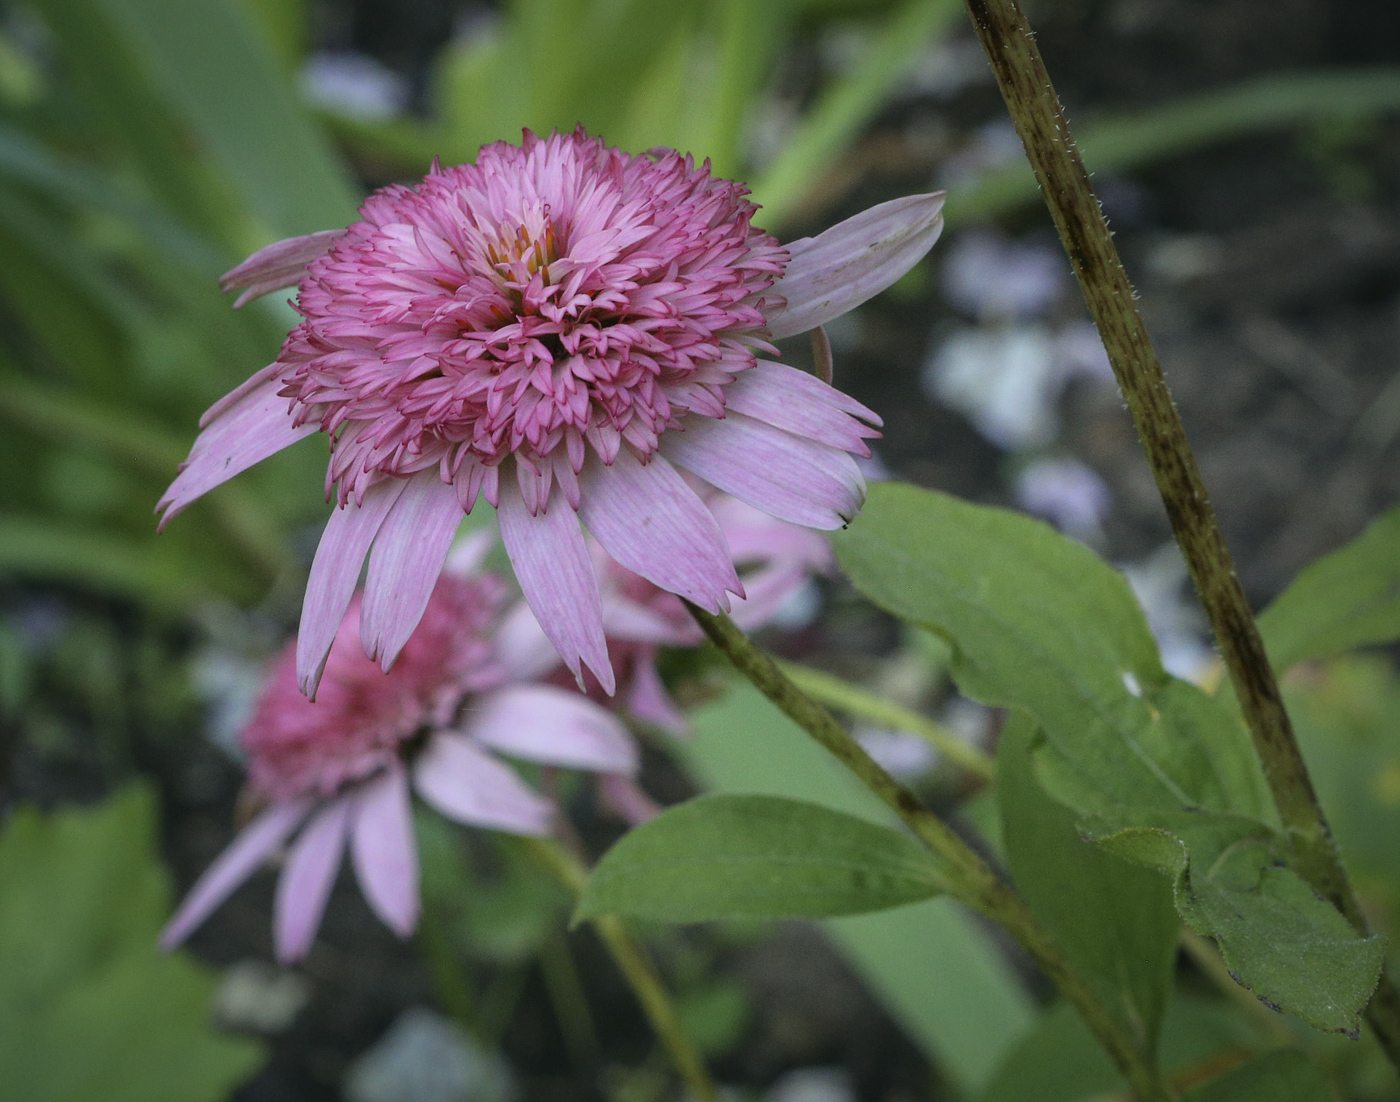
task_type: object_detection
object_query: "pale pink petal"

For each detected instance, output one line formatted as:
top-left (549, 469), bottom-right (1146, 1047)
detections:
top-left (579, 451), bottom-right (741, 615)
top-left (273, 797), bottom-right (352, 963)
top-left (766, 193), bottom-right (946, 340)
top-left (497, 477), bottom-right (614, 695)
top-left (412, 731), bottom-right (554, 835)
top-left (598, 773), bottom-right (662, 826)
top-left (349, 767), bottom-right (419, 938)
top-left (157, 375), bottom-right (317, 525)
top-left (711, 494), bottom-right (834, 572)
top-left (221, 229), bottom-right (343, 307)
top-left (729, 563), bottom-right (812, 632)
top-left (360, 472), bottom-right (465, 671)
top-left (159, 798), bottom-right (310, 951)
top-left (723, 360), bottom-right (882, 455)
top-left (663, 413), bottom-right (866, 530)
top-left (601, 596), bottom-right (694, 646)
top-left (464, 685), bottom-right (639, 774)
top-left (298, 478), bottom-right (407, 699)
top-left (626, 653), bottom-right (690, 735)
top-left (494, 600), bottom-right (567, 681)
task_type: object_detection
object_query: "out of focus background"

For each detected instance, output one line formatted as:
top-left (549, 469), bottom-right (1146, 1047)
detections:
top-left (2, 0), bottom-right (1400, 1100)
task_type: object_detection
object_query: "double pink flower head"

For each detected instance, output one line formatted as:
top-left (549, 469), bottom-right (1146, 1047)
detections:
top-left (159, 128), bottom-right (944, 696)
top-left (158, 129), bottom-right (942, 957)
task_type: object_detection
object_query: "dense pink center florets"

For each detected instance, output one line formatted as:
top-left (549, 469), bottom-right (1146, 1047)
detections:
top-left (277, 129), bottom-right (787, 506)
top-left (242, 575), bottom-right (505, 800)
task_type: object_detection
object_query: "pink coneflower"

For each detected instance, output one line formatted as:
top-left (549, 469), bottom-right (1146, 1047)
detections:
top-left (158, 129), bottom-right (943, 697)
top-left (160, 566), bottom-right (635, 963)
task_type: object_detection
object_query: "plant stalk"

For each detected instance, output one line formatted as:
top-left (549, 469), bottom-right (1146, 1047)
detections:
top-left (520, 836), bottom-right (717, 1102)
top-left (688, 604), bottom-right (1174, 1102)
top-left (957, 0), bottom-right (1400, 1065)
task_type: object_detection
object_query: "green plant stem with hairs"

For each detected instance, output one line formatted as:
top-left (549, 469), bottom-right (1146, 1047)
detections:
top-left (957, 0), bottom-right (1400, 1071)
top-left (686, 604), bottom-right (1175, 1102)
top-left (517, 836), bottom-right (717, 1102)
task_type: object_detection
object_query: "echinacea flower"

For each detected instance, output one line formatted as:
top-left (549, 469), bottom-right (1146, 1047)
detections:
top-left (158, 128), bottom-right (944, 697)
top-left (160, 563), bottom-right (636, 963)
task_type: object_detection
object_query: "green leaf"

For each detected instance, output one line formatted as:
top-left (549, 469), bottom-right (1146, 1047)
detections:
top-left (749, 0), bottom-right (962, 229)
top-left (999, 711), bottom-right (1178, 1055)
top-left (0, 787), bottom-right (264, 1102)
top-left (576, 794), bottom-right (945, 923)
top-left (834, 483), bottom-right (1269, 819)
top-left (1258, 503), bottom-right (1400, 669)
top-left (973, 1002), bottom-right (1120, 1102)
top-left (835, 483), bottom-right (1381, 1034)
top-left (682, 679), bottom-right (1036, 1092)
top-left (95, 0), bottom-right (360, 237)
top-left (1183, 1049), bottom-right (1333, 1102)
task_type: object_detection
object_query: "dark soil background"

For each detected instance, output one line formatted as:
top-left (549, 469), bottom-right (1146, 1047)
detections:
top-left (8, 0), bottom-right (1400, 1099)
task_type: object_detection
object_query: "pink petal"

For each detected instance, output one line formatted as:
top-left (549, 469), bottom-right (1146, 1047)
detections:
top-left (464, 685), bottom-right (639, 774)
top-left (298, 478), bottom-right (407, 699)
top-left (221, 229), bottom-right (343, 308)
top-left (497, 476), bottom-right (614, 695)
top-left (157, 374), bottom-right (317, 525)
top-left (625, 653), bottom-right (690, 735)
top-left (730, 564), bottom-right (812, 631)
top-left (663, 412), bottom-right (866, 530)
top-left (273, 797), bottom-right (352, 963)
top-left (412, 732), bottom-right (554, 835)
top-left (159, 798), bottom-right (310, 951)
top-left (723, 360), bottom-right (882, 455)
top-left (494, 600), bottom-right (567, 681)
top-left (767, 193), bottom-right (946, 340)
top-left (579, 451), bottom-right (741, 615)
top-left (360, 472), bottom-right (464, 671)
top-left (598, 773), bottom-right (663, 826)
top-left (601, 595), bottom-right (693, 646)
top-left (350, 767), bottom-right (420, 938)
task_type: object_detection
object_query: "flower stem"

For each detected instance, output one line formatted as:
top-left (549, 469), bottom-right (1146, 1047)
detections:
top-left (687, 604), bottom-right (1174, 1102)
top-left (956, 0), bottom-right (1400, 1069)
top-left (519, 836), bottom-right (717, 1102)
top-left (777, 659), bottom-right (996, 782)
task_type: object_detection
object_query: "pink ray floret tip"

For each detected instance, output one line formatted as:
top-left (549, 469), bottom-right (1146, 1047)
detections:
top-left (158, 127), bottom-right (945, 698)
top-left (159, 571), bottom-right (638, 963)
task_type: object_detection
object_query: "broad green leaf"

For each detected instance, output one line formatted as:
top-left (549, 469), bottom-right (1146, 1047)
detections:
top-left (576, 794), bottom-right (946, 923)
top-left (976, 995), bottom-right (1268, 1102)
top-left (1258, 503), bottom-right (1400, 670)
top-left (0, 788), bottom-right (264, 1101)
top-left (999, 712), bottom-right (1178, 1055)
top-left (1284, 656), bottom-right (1400, 919)
top-left (834, 483), bottom-right (1269, 819)
top-left (974, 1002), bottom-right (1120, 1102)
top-left (835, 483), bottom-right (1380, 1033)
top-left (683, 680), bottom-right (1035, 1091)
top-left (1183, 1049), bottom-right (1333, 1102)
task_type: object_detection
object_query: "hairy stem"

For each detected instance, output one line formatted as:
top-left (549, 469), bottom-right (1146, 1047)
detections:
top-left (520, 836), bottom-right (717, 1102)
top-left (688, 604), bottom-right (1174, 1102)
top-left (958, 0), bottom-right (1400, 1067)
top-left (778, 659), bottom-right (996, 781)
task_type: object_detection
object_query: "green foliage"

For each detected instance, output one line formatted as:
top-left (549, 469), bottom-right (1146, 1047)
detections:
top-left (683, 680), bottom-right (1036, 1092)
top-left (0, 787), bottom-right (264, 1102)
top-left (577, 793), bottom-right (946, 923)
top-left (1258, 503), bottom-right (1400, 671)
top-left (999, 711), bottom-right (1179, 1058)
top-left (1182, 1049), bottom-right (1334, 1102)
top-left (834, 482), bottom-right (1383, 1035)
